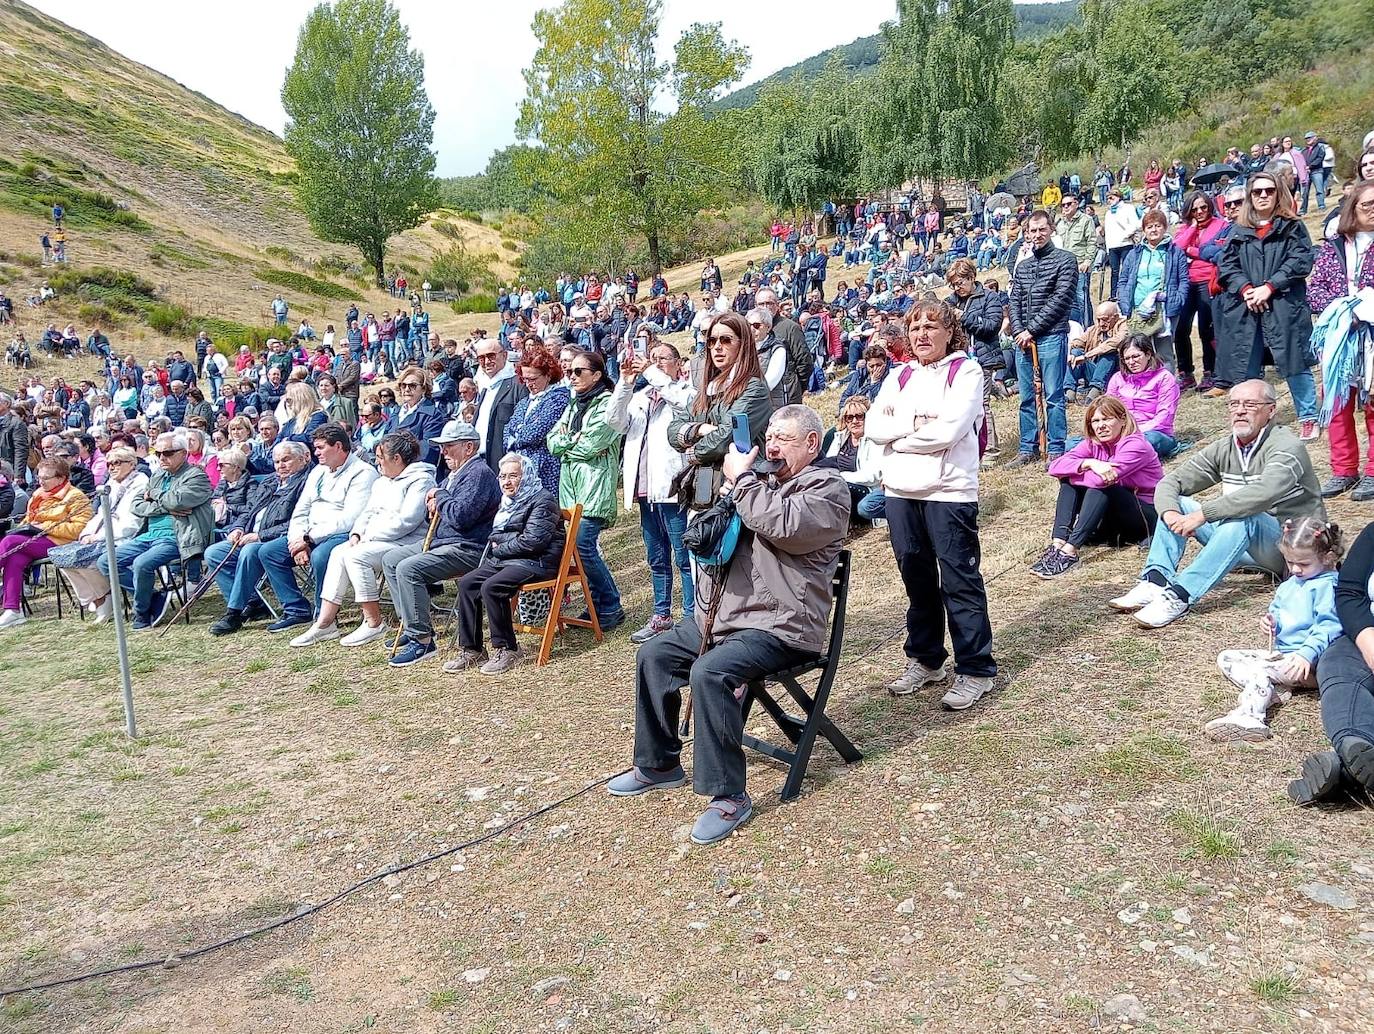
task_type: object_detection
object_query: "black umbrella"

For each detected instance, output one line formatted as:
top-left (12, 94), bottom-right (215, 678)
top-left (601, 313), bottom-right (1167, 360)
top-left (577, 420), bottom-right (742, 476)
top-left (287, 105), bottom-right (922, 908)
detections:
top-left (1190, 163), bottom-right (1242, 187)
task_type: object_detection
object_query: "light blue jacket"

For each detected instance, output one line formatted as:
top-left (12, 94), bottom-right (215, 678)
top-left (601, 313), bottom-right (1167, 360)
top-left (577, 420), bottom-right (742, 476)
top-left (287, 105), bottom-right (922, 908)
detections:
top-left (1270, 569), bottom-right (1341, 663)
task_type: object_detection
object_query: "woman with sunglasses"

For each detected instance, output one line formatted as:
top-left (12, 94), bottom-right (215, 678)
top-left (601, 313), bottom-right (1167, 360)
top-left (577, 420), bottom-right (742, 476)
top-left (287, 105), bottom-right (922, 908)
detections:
top-left (393, 368), bottom-right (446, 465)
top-left (548, 350), bottom-right (626, 631)
top-left (667, 312), bottom-right (773, 511)
top-left (1170, 189), bottom-right (1227, 392)
top-left (1214, 172), bottom-right (1318, 440)
top-left (1309, 182), bottom-right (1374, 501)
top-left (823, 396), bottom-right (884, 524)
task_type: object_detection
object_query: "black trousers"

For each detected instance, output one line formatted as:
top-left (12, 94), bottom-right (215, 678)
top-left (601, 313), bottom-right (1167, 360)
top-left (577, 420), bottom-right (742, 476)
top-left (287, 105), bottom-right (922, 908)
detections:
top-left (634, 620), bottom-right (812, 797)
top-left (1052, 482), bottom-right (1157, 548)
top-left (1317, 636), bottom-right (1374, 757)
top-left (456, 559), bottom-right (548, 651)
top-left (886, 497), bottom-right (996, 678)
top-left (1172, 281), bottom-right (1216, 376)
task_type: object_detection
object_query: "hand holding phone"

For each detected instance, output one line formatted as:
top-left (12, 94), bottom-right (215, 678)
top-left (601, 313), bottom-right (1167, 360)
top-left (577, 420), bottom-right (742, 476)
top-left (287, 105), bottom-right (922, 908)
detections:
top-left (730, 412), bottom-right (751, 454)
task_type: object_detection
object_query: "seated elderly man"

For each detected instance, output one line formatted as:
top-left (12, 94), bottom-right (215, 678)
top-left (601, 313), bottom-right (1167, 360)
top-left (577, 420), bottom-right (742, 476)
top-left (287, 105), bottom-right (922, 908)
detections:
top-left (206, 441), bottom-right (312, 635)
top-left (97, 430), bottom-right (214, 629)
top-left (608, 404), bottom-right (850, 845)
top-left (385, 421), bottom-right (502, 667)
top-left (1067, 300), bottom-right (1128, 402)
top-left (257, 424), bottom-right (377, 633)
top-left (1111, 379), bottom-right (1324, 628)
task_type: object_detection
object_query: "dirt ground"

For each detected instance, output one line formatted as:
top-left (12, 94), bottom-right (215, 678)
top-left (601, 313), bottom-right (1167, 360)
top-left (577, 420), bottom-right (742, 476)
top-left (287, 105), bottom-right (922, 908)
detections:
top-left (1, 376), bottom-right (1372, 1033)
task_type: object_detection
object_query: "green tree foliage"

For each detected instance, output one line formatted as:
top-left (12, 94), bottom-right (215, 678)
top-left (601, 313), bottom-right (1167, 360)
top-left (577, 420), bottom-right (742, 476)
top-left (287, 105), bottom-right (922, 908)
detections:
top-left (859, 0), bottom-right (1015, 188)
top-left (281, 0), bottom-right (439, 286)
top-left (516, 0), bottom-right (749, 274)
top-left (1075, 1), bottom-right (1184, 152)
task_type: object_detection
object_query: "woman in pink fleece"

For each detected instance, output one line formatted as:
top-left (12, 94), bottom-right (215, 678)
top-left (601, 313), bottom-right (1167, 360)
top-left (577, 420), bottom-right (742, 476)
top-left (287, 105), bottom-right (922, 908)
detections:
top-left (1107, 334), bottom-right (1180, 458)
top-left (1031, 396), bottom-right (1164, 579)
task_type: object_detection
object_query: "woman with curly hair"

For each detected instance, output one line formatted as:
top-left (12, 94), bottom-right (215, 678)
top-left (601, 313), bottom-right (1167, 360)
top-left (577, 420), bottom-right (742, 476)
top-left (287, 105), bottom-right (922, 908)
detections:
top-left (503, 345), bottom-right (570, 494)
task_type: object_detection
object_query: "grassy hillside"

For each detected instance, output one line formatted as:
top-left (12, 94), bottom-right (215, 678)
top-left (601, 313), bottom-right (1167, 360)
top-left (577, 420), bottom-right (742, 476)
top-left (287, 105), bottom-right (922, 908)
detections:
top-left (0, 0), bottom-right (515, 354)
top-left (713, 2), bottom-right (1078, 112)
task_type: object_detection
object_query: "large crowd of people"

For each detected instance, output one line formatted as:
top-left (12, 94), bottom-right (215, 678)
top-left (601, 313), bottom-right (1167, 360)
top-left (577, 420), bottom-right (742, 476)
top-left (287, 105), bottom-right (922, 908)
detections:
top-left (3, 125), bottom-right (1374, 841)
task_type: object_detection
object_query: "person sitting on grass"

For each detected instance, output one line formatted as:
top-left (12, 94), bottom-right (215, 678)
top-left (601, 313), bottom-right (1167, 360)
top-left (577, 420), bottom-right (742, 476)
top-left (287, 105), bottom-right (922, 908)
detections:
top-left (289, 430), bottom-right (435, 648)
top-left (1205, 517), bottom-right (1342, 743)
top-left (1108, 379), bottom-right (1324, 629)
top-left (837, 343), bottom-right (892, 410)
top-left (1034, 397), bottom-right (1163, 579)
top-left (445, 453), bottom-right (564, 677)
top-left (1106, 334), bottom-right (1181, 459)
top-left (821, 396), bottom-right (885, 524)
top-left (1291, 519), bottom-right (1374, 804)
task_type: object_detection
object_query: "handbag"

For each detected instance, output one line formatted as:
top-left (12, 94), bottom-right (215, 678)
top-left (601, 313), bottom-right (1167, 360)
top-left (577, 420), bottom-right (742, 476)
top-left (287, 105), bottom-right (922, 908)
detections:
top-left (516, 587), bottom-right (553, 626)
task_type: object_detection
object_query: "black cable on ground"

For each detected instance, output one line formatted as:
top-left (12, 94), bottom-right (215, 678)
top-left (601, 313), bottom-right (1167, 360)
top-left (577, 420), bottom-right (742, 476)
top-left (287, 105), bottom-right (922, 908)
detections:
top-left (0, 766), bottom-right (630, 998)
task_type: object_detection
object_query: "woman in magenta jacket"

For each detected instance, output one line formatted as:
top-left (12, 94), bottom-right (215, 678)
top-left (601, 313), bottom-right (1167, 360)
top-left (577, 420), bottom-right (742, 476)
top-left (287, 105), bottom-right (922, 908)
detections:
top-left (1030, 395), bottom-right (1164, 579)
top-left (1106, 334), bottom-right (1181, 457)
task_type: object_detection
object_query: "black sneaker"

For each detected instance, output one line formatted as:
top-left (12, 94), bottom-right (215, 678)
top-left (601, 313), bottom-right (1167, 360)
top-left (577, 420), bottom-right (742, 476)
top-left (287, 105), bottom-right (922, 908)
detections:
top-left (209, 609), bottom-right (244, 637)
top-left (1029, 546), bottom-right (1057, 576)
top-left (1037, 549), bottom-right (1079, 579)
top-left (1320, 474), bottom-right (1359, 498)
top-left (1004, 452), bottom-right (1040, 469)
top-left (1350, 475), bottom-right (1374, 503)
top-left (241, 599), bottom-right (272, 622)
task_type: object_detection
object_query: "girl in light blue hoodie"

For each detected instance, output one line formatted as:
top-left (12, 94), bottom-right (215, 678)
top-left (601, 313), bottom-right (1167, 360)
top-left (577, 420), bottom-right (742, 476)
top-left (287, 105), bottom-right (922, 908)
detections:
top-left (1205, 518), bottom-right (1343, 742)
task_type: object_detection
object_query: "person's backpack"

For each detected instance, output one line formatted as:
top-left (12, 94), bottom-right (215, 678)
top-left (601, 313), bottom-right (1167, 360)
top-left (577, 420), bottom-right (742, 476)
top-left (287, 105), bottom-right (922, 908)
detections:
top-left (896, 358), bottom-right (987, 458)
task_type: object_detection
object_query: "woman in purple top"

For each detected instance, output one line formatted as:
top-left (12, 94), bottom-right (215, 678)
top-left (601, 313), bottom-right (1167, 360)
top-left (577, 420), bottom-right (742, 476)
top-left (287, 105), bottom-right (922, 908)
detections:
top-left (1031, 396), bottom-right (1165, 579)
top-left (1106, 334), bottom-right (1181, 458)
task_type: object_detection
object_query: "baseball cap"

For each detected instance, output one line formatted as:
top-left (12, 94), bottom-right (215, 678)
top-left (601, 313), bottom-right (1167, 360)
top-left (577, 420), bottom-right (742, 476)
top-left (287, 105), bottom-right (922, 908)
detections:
top-left (1304, 130), bottom-right (1317, 140)
top-left (431, 420), bottom-right (479, 444)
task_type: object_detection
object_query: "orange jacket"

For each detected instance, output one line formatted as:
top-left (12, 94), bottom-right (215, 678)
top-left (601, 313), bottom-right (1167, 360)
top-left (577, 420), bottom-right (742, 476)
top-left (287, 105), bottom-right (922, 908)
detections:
top-left (26, 481), bottom-right (92, 544)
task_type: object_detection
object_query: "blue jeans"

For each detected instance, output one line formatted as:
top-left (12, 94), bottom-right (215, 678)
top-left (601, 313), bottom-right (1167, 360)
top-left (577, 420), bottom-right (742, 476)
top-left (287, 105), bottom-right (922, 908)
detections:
top-left (1141, 495), bottom-right (1284, 604)
top-left (98, 536), bottom-right (180, 622)
top-left (1144, 429), bottom-right (1178, 458)
top-left (1301, 169), bottom-right (1327, 213)
top-left (1240, 325), bottom-right (1318, 420)
top-left (1015, 332), bottom-right (1068, 456)
top-left (1068, 269), bottom-right (1093, 327)
top-left (577, 516), bottom-right (623, 622)
top-left (856, 487), bottom-right (886, 520)
top-left (1084, 352), bottom-right (1117, 390)
top-left (205, 537), bottom-right (269, 611)
top-left (258, 532), bottom-right (347, 619)
top-left (638, 500), bottom-right (693, 619)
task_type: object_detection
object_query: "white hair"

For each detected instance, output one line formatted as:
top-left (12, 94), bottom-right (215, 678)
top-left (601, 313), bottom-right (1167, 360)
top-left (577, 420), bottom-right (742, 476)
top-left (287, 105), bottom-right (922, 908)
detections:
top-left (771, 405), bottom-right (824, 444)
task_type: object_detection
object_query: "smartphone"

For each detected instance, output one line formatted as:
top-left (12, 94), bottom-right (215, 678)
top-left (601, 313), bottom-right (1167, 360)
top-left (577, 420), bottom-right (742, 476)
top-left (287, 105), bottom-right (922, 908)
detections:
top-left (730, 412), bottom-right (751, 454)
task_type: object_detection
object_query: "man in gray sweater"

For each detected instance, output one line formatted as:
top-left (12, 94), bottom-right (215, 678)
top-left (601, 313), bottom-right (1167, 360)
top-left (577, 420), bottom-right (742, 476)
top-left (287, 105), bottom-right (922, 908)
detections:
top-left (1109, 379), bottom-right (1324, 628)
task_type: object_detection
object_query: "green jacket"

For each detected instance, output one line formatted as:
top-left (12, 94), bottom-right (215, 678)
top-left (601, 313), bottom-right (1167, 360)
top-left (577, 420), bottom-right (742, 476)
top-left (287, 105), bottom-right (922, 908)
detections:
top-left (1055, 212), bottom-right (1098, 267)
top-left (1154, 424), bottom-right (1325, 525)
top-left (131, 460), bottom-right (215, 561)
top-left (548, 388), bottom-right (622, 524)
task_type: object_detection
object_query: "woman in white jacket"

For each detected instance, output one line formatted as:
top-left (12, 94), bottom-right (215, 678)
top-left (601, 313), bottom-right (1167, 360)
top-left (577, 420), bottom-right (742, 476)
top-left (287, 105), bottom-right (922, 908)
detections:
top-left (865, 299), bottom-right (998, 711)
top-left (606, 338), bottom-right (698, 644)
top-left (1103, 187), bottom-right (1143, 294)
top-left (47, 446), bottom-right (147, 621)
top-left (291, 431), bottom-right (436, 648)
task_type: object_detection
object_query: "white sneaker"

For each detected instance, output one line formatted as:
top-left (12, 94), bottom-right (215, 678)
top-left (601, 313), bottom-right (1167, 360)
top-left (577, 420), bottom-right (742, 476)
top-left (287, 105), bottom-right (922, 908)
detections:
top-left (0, 609), bottom-right (26, 629)
top-left (941, 674), bottom-right (993, 711)
top-left (871, 518), bottom-right (888, 530)
top-left (340, 621), bottom-right (389, 647)
top-left (93, 598), bottom-right (113, 624)
top-left (289, 622), bottom-right (340, 648)
top-left (886, 659), bottom-right (947, 696)
top-left (1134, 588), bottom-right (1188, 628)
top-left (1108, 580), bottom-right (1166, 613)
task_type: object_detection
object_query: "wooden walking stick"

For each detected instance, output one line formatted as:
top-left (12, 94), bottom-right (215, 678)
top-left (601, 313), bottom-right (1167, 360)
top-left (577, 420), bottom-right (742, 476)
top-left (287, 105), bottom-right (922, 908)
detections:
top-left (157, 540), bottom-right (239, 635)
top-left (388, 508), bottom-right (441, 658)
top-left (1029, 337), bottom-right (1049, 459)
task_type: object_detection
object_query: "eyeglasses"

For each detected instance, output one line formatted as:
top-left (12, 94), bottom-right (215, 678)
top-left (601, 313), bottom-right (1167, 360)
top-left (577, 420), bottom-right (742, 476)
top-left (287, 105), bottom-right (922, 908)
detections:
top-left (1355, 200), bottom-right (1374, 213)
top-left (1250, 187), bottom-right (1276, 197)
top-left (154, 448), bottom-right (185, 457)
top-left (708, 334), bottom-right (737, 344)
top-left (476, 352), bottom-right (500, 361)
top-left (1226, 400), bottom-right (1274, 412)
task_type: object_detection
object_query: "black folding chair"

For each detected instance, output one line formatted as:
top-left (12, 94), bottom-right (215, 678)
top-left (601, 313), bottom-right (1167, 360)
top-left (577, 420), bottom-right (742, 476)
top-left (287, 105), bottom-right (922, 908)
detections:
top-left (740, 549), bottom-right (862, 802)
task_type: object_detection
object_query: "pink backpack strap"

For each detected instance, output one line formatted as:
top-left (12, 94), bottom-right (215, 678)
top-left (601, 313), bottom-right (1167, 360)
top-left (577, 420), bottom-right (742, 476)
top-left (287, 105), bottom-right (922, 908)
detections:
top-left (945, 356), bottom-right (965, 387)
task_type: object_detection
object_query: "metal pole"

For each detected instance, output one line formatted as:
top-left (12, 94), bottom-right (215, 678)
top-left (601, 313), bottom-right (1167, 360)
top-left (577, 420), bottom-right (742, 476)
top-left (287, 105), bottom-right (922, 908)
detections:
top-left (99, 484), bottom-right (136, 740)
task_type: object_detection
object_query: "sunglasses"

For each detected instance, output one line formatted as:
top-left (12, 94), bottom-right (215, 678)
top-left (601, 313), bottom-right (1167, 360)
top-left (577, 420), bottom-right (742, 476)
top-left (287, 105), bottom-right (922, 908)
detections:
top-left (1251, 187), bottom-right (1276, 197)
top-left (398, 382), bottom-right (422, 390)
top-left (843, 413), bottom-right (866, 422)
top-left (747, 321), bottom-right (764, 329)
top-left (1190, 205), bottom-right (1210, 213)
top-left (154, 448), bottom-right (185, 457)
top-left (568, 366), bottom-right (594, 376)
top-left (708, 334), bottom-right (737, 344)
top-left (1223, 200), bottom-right (1241, 208)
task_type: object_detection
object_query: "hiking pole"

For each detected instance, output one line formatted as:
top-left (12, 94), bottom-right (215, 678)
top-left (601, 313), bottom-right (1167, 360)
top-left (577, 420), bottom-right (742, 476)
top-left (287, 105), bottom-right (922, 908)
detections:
top-left (157, 540), bottom-right (239, 636)
top-left (388, 509), bottom-right (440, 658)
top-left (1029, 338), bottom-right (1048, 459)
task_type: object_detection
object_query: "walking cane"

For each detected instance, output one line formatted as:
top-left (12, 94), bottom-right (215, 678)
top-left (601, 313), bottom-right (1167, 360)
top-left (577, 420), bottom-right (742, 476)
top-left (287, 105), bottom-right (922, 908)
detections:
top-left (157, 540), bottom-right (239, 635)
top-left (1028, 337), bottom-right (1049, 459)
top-left (388, 508), bottom-right (441, 658)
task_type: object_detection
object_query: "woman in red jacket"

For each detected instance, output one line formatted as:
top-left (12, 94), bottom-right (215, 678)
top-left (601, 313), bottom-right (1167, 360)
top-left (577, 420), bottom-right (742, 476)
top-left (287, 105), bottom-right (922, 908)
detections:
top-left (1170, 189), bottom-right (1228, 392)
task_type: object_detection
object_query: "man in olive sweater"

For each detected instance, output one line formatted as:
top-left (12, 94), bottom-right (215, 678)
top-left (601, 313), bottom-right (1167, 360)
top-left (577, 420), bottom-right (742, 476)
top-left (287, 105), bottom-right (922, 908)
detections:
top-left (1109, 379), bottom-right (1324, 628)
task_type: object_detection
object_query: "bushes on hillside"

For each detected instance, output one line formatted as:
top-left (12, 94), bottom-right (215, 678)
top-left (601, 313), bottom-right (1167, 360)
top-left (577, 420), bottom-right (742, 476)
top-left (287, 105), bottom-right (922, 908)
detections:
top-left (254, 266), bottom-right (354, 300)
top-left (450, 293), bottom-right (496, 315)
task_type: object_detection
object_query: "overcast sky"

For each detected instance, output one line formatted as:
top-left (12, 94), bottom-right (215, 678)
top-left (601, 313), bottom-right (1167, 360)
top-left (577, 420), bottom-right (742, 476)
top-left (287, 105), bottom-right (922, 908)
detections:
top-left (30, 0), bottom-right (902, 176)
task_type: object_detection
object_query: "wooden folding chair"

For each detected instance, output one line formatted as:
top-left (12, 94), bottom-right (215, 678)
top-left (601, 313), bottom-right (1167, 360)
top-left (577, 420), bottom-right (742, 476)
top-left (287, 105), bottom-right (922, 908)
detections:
top-left (509, 504), bottom-right (603, 666)
top-left (740, 549), bottom-right (862, 802)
